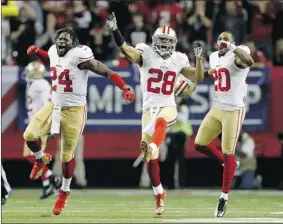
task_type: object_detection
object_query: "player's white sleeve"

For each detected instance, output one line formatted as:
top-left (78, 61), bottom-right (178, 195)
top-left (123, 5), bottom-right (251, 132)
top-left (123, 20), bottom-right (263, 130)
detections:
top-left (35, 80), bottom-right (51, 107)
top-left (178, 52), bottom-right (190, 70)
top-left (237, 45), bottom-right (251, 54)
top-left (135, 43), bottom-right (150, 61)
top-left (77, 45), bottom-right (94, 64)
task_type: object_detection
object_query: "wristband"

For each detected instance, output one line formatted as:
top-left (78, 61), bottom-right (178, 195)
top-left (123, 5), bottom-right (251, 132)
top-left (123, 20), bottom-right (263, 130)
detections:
top-left (112, 29), bottom-right (125, 47)
top-left (229, 43), bottom-right (237, 52)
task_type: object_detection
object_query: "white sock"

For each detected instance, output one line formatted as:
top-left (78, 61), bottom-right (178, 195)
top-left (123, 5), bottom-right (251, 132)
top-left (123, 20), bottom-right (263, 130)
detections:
top-left (45, 169), bottom-right (53, 178)
top-left (34, 149), bottom-right (44, 160)
top-left (149, 143), bottom-right (158, 152)
top-left (220, 192), bottom-right (228, 200)
top-left (42, 179), bottom-right (50, 187)
top-left (60, 177), bottom-right (72, 192)
top-left (152, 184), bottom-right (163, 195)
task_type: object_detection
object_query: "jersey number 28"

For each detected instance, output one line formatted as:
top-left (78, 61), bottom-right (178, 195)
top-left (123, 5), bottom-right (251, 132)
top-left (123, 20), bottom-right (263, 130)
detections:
top-left (50, 67), bottom-right (73, 92)
top-left (212, 68), bottom-right (231, 92)
top-left (147, 68), bottom-right (176, 95)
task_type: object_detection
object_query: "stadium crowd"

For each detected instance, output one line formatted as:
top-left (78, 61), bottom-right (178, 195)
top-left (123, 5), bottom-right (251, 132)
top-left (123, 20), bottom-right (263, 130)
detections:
top-left (2, 0), bottom-right (283, 68)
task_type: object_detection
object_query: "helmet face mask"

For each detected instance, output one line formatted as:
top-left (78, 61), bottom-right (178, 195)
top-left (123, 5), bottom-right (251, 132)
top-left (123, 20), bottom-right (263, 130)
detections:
top-left (152, 27), bottom-right (177, 57)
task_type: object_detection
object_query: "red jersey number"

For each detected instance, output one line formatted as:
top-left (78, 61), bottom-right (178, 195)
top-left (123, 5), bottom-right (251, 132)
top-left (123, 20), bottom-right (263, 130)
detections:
top-left (213, 68), bottom-right (231, 92)
top-left (50, 67), bottom-right (73, 92)
top-left (147, 68), bottom-right (176, 95)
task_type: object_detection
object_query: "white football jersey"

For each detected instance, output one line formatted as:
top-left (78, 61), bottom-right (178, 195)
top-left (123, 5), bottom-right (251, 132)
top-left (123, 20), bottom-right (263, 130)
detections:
top-left (209, 45), bottom-right (251, 109)
top-left (26, 79), bottom-right (51, 121)
top-left (135, 43), bottom-right (190, 110)
top-left (48, 44), bottom-right (94, 106)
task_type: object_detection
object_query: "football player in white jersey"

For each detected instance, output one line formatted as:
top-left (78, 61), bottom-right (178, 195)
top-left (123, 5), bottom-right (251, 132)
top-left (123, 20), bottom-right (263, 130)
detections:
top-left (23, 60), bottom-right (58, 199)
top-left (25, 28), bottom-right (135, 215)
top-left (107, 12), bottom-right (204, 216)
top-left (194, 32), bottom-right (254, 217)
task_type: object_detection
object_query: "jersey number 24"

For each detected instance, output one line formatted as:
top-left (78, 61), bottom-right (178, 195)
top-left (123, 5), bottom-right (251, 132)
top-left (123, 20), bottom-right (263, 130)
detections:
top-left (147, 68), bottom-right (176, 95)
top-left (50, 67), bottom-right (73, 92)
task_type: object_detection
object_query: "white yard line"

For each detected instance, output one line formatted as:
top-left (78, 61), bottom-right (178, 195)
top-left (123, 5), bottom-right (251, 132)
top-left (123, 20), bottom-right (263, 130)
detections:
top-left (162, 218), bottom-right (283, 223)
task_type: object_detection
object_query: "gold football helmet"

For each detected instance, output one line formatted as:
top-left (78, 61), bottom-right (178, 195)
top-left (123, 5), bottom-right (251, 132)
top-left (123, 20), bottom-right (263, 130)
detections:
top-left (24, 61), bottom-right (46, 81)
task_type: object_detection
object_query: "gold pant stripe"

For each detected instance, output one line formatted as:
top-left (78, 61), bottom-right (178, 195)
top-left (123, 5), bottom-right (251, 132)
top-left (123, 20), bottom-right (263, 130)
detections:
top-left (232, 106), bottom-right (245, 154)
top-left (72, 106), bottom-right (87, 158)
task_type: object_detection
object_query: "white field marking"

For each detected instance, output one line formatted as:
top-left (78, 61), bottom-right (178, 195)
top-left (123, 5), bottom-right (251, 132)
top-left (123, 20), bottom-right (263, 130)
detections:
top-left (10, 189), bottom-right (283, 197)
top-left (270, 212), bottom-right (283, 215)
top-left (162, 218), bottom-right (283, 223)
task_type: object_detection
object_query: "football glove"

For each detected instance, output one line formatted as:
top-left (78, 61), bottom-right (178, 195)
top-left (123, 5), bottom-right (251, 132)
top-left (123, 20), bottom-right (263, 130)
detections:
top-left (27, 45), bottom-right (39, 56)
top-left (123, 86), bottom-right (135, 102)
top-left (106, 12), bottom-right (118, 31)
top-left (193, 41), bottom-right (203, 57)
top-left (217, 40), bottom-right (237, 52)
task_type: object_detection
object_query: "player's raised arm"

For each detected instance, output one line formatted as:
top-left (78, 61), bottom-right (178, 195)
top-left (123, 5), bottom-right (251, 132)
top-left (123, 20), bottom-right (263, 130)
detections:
top-left (180, 42), bottom-right (204, 83)
top-left (106, 12), bottom-right (142, 65)
top-left (27, 45), bottom-right (50, 65)
top-left (79, 58), bottom-right (135, 102)
top-left (218, 41), bottom-right (254, 68)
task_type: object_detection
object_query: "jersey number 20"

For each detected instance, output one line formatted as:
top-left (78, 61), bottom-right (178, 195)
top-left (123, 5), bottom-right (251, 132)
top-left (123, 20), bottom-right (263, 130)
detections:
top-left (50, 67), bottom-right (73, 92)
top-left (147, 68), bottom-right (176, 95)
top-left (212, 68), bottom-right (231, 92)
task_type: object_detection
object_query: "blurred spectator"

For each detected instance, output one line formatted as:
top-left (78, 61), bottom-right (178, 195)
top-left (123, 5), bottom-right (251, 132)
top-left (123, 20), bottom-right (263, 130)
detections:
top-left (152, 0), bottom-right (184, 33)
top-left (125, 12), bottom-right (152, 46)
top-left (2, 18), bottom-right (12, 65)
top-left (10, 4), bottom-right (36, 66)
top-left (90, 0), bottom-right (109, 28)
top-left (165, 98), bottom-right (192, 189)
top-left (109, 0), bottom-right (132, 35)
top-left (273, 39), bottom-right (283, 66)
top-left (246, 40), bottom-right (271, 68)
top-left (184, 1), bottom-right (212, 44)
top-left (249, 1), bottom-right (275, 59)
top-left (90, 1), bottom-right (109, 29)
top-left (128, 0), bottom-right (154, 25)
top-left (72, 1), bottom-right (92, 45)
top-left (232, 131), bottom-right (262, 190)
top-left (89, 25), bottom-right (114, 61)
top-left (214, 1), bottom-right (246, 44)
top-left (272, 3), bottom-right (283, 50)
top-left (41, 0), bottom-right (68, 14)
top-left (39, 1), bottom-right (70, 51)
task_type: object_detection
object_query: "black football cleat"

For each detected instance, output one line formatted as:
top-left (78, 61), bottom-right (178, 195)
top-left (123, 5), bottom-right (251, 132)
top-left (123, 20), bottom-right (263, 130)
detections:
top-left (40, 175), bottom-right (56, 200)
top-left (1, 191), bottom-right (11, 205)
top-left (214, 198), bottom-right (228, 217)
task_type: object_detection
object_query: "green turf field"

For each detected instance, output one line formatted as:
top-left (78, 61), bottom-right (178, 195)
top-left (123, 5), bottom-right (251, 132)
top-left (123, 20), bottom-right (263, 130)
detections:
top-left (2, 189), bottom-right (283, 223)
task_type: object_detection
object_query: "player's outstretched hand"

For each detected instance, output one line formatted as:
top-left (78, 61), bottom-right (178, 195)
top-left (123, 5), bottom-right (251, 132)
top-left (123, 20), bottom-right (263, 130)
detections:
top-left (193, 41), bottom-right (203, 58)
top-left (27, 45), bottom-right (39, 56)
top-left (106, 12), bottom-right (118, 31)
top-left (123, 86), bottom-right (135, 103)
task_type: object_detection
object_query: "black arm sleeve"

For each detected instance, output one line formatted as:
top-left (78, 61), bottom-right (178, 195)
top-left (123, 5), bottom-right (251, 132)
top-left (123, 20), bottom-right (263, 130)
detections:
top-left (112, 28), bottom-right (125, 47)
